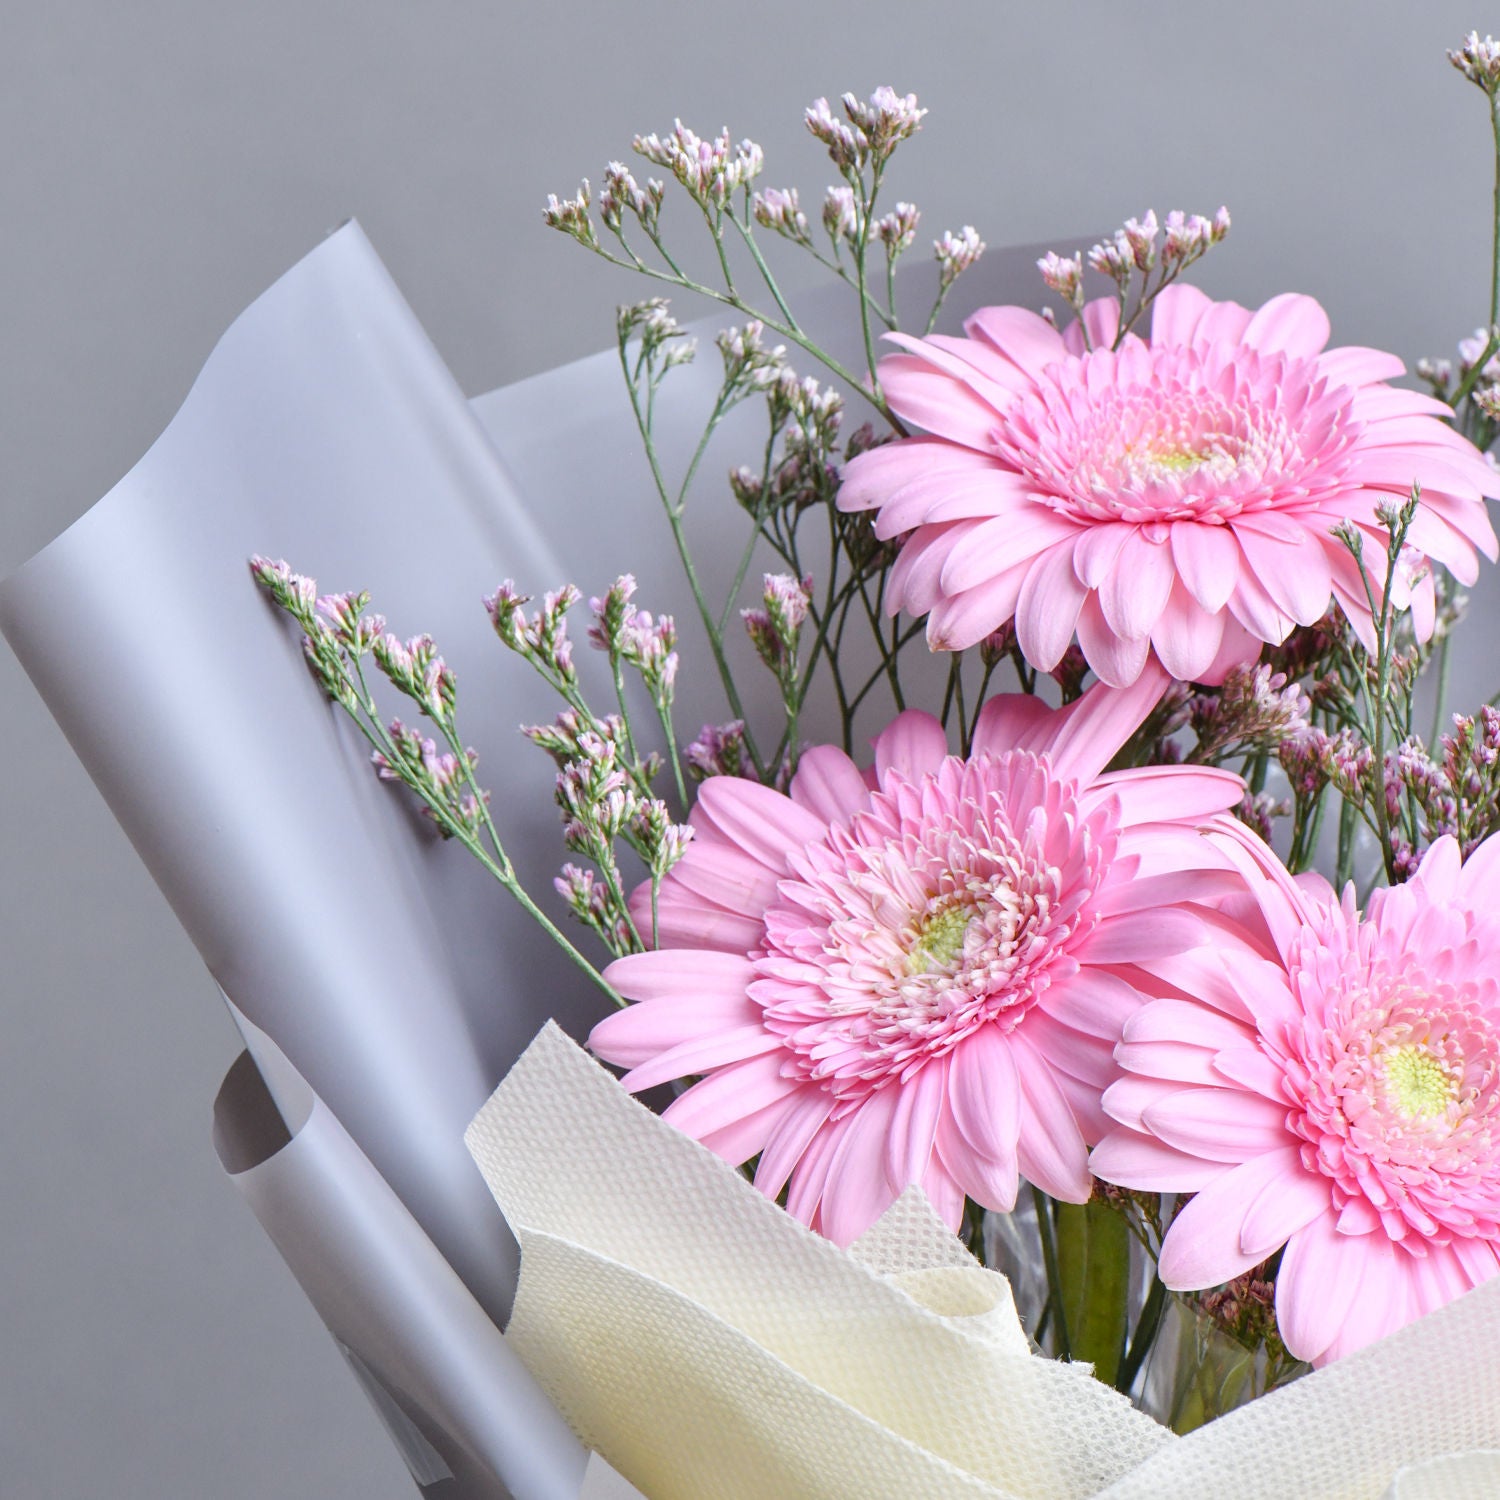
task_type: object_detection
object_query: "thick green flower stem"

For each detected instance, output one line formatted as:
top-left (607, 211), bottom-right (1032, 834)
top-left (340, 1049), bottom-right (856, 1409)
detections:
top-left (1054, 1198), bottom-right (1131, 1388)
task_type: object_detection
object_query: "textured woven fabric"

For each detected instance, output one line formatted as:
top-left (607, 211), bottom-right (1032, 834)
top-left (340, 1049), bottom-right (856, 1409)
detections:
top-left (1384, 1451), bottom-right (1500, 1498)
top-left (1095, 1280), bottom-right (1500, 1500)
top-left (467, 1026), bottom-right (1500, 1500)
top-left (467, 1026), bottom-right (1169, 1499)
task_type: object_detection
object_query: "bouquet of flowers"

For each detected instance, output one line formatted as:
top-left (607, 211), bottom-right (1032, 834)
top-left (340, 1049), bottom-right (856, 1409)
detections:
top-left (9, 30), bottom-right (1500, 1500)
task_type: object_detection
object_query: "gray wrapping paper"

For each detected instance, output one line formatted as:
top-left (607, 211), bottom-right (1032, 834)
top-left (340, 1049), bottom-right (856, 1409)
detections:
top-left (212, 1012), bottom-right (587, 1500)
top-left (0, 222), bottom-right (1061, 1496)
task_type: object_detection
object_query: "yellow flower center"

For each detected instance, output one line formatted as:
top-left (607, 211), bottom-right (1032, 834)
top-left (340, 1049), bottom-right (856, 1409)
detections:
top-left (1146, 445), bottom-right (1212, 473)
top-left (1381, 1043), bottom-right (1459, 1120)
top-left (910, 900), bottom-right (976, 973)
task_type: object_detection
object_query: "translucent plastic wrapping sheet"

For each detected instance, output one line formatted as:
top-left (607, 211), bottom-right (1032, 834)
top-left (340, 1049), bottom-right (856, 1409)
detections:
top-left (213, 1012), bottom-right (587, 1500)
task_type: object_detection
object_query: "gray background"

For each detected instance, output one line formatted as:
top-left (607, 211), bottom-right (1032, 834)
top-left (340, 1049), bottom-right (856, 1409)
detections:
top-left (3, 3), bottom-right (1497, 1495)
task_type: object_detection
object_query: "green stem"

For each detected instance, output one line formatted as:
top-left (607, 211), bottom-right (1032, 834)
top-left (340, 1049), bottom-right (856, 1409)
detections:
top-left (1490, 92), bottom-right (1500, 328)
top-left (852, 168), bottom-right (885, 396)
top-left (588, 240), bottom-right (907, 431)
top-left (1032, 1187), bottom-right (1072, 1362)
top-left (729, 213), bottom-right (803, 333)
top-left (1054, 1199), bottom-right (1130, 1386)
top-left (1117, 1275), bottom-right (1167, 1397)
top-left (347, 660), bottom-right (623, 1006)
top-left (655, 698), bottom-right (689, 808)
top-left (622, 362), bottom-right (767, 778)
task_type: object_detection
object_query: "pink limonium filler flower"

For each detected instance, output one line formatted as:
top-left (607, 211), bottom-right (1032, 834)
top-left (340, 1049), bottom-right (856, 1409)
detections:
top-left (590, 667), bottom-right (1246, 1246)
top-left (1091, 821), bottom-right (1500, 1366)
top-left (838, 282), bottom-right (1500, 686)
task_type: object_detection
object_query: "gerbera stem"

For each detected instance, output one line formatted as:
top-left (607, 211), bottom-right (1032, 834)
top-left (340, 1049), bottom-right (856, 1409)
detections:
top-left (1117, 1274), bottom-right (1167, 1397)
top-left (1054, 1198), bottom-right (1130, 1387)
top-left (1032, 1187), bottom-right (1072, 1362)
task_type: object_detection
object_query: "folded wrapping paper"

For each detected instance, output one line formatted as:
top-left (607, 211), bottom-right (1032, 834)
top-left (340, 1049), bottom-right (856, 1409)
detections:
top-left (467, 1026), bottom-right (1500, 1500)
top-left (213, 1010), bottom-right (588, 1500)
top-left (468, 1024), bottom-right (1172, 1500)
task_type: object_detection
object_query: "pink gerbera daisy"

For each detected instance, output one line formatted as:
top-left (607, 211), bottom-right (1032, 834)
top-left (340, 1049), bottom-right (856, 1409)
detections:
top-left (838, 286), bottom-right (1499, 685)
top-left (589, 669), bottom-right (1244, 1246)
top-left (1091, 824), bottom-right (1500, 1365)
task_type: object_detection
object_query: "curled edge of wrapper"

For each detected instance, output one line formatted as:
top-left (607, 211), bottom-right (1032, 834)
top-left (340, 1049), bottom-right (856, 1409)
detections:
top-left (466, 1024), bottom-right (1500, 1500)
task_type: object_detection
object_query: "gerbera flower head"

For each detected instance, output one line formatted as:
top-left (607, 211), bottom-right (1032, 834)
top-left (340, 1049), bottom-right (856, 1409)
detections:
top-left (590, 668), bottom-right (1245, 1246)
top-left (1092, 823), bottom-right (1500, 1365)
top-left (839, 286), bottom-right (1499, 685)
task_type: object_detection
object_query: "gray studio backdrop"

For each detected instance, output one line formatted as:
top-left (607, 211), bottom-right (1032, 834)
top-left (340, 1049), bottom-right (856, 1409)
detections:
top-left (4, 3), bottom-right (1499, 1496)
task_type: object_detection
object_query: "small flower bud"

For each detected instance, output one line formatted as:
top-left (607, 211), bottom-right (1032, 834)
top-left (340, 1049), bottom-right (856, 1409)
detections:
top-left (934, 226), bottom-right (984, 290)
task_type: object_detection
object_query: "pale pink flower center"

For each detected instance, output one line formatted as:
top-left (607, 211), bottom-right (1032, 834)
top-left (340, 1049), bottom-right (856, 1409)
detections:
top-left (994, 344), bottom-right (1359, 524)
top-left (1279, 954), bottom-right (1500, 1242)
top-left (750, 753), bottom-right (1111, 1106)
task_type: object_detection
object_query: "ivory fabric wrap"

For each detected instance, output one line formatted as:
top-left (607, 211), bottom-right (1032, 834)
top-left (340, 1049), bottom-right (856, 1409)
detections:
top-left (467, 1026), bottom-right (1500, 1500)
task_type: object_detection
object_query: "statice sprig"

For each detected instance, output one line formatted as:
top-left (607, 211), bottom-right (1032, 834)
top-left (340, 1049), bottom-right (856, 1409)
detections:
top-left (743, 571), bottom-right (812, 763)
top-left (1326, 495), bottom-right (1428, 886)
top-left (544, 86), bottom-right (965, 428)
top-left (248, 557), bottom-right (622, 1004)
top-left (587, 574), bottom-right (686, 804)
top-left (492, 573), bottom-right (696, 954)
top-left (1039, 208), bottom-right (1230, 348)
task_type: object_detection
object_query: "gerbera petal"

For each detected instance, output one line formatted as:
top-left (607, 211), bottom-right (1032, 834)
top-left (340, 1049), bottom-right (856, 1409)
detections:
top-left (1100, 530), bottom-right (1176, 640)
top-left (962, 304), bottom-right (1068, 374)
top-left (1149, 283), bottom-right (1214, 346)
top-left (1301, 1232), bottom-right (1413, 1365)
top-left (939, 510), bottom-right (1082, 592)
top-left (1034, 967), bottom-right (1143, 1041)
top-left (838, 436), bottom-right (999, 513)
top-left (1158, 1151), bottom-right (1303, 1289)
top-left (1015, 542), bottom-right (1089, 670)
top-left (1072, 521), bottom-right (1133, 588)
top-left (879, 353), bottom-right (1006, 449)
top-left (1237, 1147), bottom-right (1331, 1259)
top-left (619, 1025), bottom-right (784, 1094)
top-left (1243, 292), bottom-right (1332, 359)
top-left (665, 841), bottom-right (783, 917)
top-left (924, 567), bottom-right (1031, 650)
top-left (1140, 1086), bottom-right (1293, 1163)
top-left (948, 1025), bottom-right (1022, 1171)
top-left (1232, 518), bottom-right (1333, 625)
top-left (935, 1105), bottom-right (1018, 1212)
top-left (820, 1088), bottom-right (904, 1246)
top-left (602, 948), bottom-right (759, 1005)
top-left (885, 1057), bottom-right (947, 1191)
top-left (1091, 1126), bottom-right (1224, 1191)
top-left (753, 1087), bottom-right (835, 1198)
top-left (790, 745), bottom-right (871, 825)
top-left (871, 710), bottom-right (950, 783)
top-left (1012, 1037), bottom-right (1091, 1202)
top-left (1075, 592), bottom-right (1153, 687)
top-left (873, 468), bottom-right (1032, 537)
top-left (1090, 764), bottom-right (1245, 825)
top-left (590, 990), bottom-right (761, 1070)
top-left (968, 692), bottom-right (1056, 756)
top-left (1042, 660), bottom-right (1172, 782)
top-left (693, 777), bottom-right (826, 870)
top-left (1151, 580), bottom-right (1227, 682)
top-left (1273, 1211), bottom-right (1368, 1364)
top-left (1074, 907), bottom-right (1206, 963)
top-left (662, 1051), bottom-right (796, 1141)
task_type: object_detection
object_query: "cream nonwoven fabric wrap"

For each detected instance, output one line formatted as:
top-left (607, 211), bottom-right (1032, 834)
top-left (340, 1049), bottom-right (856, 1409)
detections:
top-left (467, 1026), bottom-right (1500, 1500)
top-left (466, 1025), bottom-right (1170, 1500)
